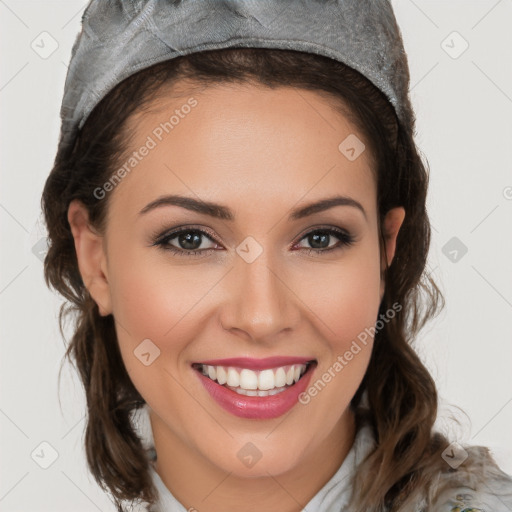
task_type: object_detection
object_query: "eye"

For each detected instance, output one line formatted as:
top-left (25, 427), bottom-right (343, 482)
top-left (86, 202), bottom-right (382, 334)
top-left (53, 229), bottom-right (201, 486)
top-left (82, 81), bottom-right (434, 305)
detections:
top-left (293, 226), bottom-right (355, 255)
top-left (151, 225), bottom-right (355, 258)
top-left (152, 225), bottom-right (221, 258)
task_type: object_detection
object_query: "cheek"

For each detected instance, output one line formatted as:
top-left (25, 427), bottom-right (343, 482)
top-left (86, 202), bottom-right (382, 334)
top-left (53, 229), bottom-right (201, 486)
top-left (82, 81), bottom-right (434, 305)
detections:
top-left (105, 242), bottom-right (191, 370)
top-left (107, 237), bottom-right (209, 336)
top-left (295, 242), bottom-right (383, 345)
top-left (292, 241), bottom-right (381, 407)
top-left (293, 251), bottom-right (381, 444)
top-left (106, 248), bottom-right (209, 411)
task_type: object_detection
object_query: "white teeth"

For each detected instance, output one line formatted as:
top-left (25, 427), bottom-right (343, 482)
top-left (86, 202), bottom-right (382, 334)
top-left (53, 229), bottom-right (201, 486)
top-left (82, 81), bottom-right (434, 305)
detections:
top-left (286, 366), bottom-right (295, 385)
top-left (216, 366), bottom-right (227, 385)
top-left (275, 367), bottom-right (287, 387)
top-left (199, 363), bottom-right (311, 392)
top-left (258, 369), bottom-right (275, 390)
top-left (227, 385), bottom-right (290, 397)
top-left (240, 369), bottom-right (258, 390)
top-left (226, 367), bottom-right (240, 387)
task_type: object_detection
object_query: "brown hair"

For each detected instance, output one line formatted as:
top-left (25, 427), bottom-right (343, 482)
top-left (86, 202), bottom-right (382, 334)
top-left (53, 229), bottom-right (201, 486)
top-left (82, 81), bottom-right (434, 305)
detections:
top-left (42, 48), bottom-right (448, 511)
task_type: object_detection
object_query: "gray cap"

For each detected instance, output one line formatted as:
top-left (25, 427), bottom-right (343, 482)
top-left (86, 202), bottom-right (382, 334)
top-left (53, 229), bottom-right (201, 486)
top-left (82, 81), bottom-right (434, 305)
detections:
top-left (58, 0), bottom-right (411, 156)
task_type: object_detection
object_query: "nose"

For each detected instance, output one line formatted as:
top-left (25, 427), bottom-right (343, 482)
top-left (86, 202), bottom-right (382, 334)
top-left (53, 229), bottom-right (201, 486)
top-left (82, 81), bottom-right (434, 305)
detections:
top-left (219, 249), bottom-right (301, 344)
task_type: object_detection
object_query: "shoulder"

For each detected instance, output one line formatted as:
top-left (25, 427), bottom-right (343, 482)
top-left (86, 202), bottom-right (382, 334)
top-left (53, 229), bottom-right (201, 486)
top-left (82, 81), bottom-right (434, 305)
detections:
top-left (426, 444), bottom-right (512, 511)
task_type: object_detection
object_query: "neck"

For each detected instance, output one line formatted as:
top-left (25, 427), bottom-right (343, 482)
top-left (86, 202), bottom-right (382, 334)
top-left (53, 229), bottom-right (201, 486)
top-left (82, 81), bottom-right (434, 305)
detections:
top-left (150, 408), bottom-right (356, 512)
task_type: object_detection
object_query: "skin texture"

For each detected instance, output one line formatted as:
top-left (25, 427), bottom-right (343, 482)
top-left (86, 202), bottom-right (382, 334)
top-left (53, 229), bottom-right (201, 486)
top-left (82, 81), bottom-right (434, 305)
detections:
top-left (68, 82), bottom-right (405, 512)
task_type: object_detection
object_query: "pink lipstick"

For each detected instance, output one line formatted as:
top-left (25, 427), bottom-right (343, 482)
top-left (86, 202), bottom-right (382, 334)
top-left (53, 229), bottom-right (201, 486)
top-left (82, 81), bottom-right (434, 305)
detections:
top-left (192, 358), bottom-right (317, 419)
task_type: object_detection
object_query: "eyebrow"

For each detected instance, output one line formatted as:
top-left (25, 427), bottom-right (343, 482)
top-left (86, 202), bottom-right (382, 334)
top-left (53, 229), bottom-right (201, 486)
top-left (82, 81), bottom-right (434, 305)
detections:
top-left (138, 194), bottom-right (367, 221)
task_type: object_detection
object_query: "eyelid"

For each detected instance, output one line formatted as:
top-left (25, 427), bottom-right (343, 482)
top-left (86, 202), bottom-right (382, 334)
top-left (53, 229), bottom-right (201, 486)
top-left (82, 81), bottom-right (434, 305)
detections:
top-left (152, 223), bottom-right (353, 243)
top-left (292, 224), bottom-right (353, 243)
top-left (151, 224), bottom-right (220, 246)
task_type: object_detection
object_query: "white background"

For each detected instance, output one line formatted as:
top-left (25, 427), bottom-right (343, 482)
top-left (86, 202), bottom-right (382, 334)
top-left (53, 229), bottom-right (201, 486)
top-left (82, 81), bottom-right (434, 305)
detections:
top-left (1, 1), bottom-right (511, 510)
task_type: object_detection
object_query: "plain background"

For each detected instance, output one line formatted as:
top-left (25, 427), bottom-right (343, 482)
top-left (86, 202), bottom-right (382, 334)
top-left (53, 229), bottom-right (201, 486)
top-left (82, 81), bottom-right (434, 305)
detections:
top-left (1, 1), bottom-right (511, 510)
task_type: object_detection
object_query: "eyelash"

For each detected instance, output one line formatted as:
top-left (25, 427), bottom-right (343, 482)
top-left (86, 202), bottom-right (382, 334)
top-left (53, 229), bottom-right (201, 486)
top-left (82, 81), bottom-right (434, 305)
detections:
top-left (151, 224), bottom-right (355, 258)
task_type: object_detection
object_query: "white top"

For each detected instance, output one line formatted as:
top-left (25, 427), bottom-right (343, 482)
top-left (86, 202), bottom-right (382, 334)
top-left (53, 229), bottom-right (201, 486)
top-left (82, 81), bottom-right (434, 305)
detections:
top-left (131, 403), bottom-right (512, 512)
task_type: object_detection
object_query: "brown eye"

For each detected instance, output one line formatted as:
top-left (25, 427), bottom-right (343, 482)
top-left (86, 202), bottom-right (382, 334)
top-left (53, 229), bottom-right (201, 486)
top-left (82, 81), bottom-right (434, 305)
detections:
top-left (294, 227), bottom-right (355, 255)
top-left (153, 227), bottom-right (221, 258)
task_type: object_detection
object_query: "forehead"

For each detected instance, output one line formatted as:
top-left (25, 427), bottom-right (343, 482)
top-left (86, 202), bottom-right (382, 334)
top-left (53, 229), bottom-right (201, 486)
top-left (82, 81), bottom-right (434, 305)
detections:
top-left (108, 81), bottom-right (377, 222)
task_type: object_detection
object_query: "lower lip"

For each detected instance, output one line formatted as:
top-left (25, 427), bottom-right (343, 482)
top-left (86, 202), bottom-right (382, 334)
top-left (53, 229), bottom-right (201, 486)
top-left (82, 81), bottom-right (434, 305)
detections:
top-left (194, 363), bottom-right (316, 419)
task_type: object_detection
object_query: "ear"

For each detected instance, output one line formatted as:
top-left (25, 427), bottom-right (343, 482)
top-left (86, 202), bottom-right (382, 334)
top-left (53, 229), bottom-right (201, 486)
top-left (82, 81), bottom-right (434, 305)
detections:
top-left (67, 199), bottom-right (112, 316)
top-left (379, 206), bottom-right (406, 301)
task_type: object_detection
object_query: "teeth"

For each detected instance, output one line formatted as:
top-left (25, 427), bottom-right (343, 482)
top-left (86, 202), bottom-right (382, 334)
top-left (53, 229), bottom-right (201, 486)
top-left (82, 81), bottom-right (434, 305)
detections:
top-left (258, 369), bottom-right (275, 390)
top-left (216, 366), bottom-right (227, 385)
top-left (275, 367), bottom-right (287, 387)
top-left (227, 367), bottom-right (240, 387)
top-left (232, 386), bottom-right (289, 397)
top-left (240, 369), bottom-right (258, 390)
top-left (198, 363), bottom-right (310, 391)
top-left (286, 366), bottom-right (295, 385)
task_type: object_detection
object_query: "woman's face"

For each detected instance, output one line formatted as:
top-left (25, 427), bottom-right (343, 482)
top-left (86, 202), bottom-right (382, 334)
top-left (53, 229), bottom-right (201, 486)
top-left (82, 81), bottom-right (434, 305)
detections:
top-left (69, 81), bottom-right (404, 484)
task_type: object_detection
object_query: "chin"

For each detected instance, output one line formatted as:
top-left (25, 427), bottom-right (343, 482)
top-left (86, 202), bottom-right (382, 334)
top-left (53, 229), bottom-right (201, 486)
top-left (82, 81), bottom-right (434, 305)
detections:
top-left (199, 434), bottom-right (310, 479)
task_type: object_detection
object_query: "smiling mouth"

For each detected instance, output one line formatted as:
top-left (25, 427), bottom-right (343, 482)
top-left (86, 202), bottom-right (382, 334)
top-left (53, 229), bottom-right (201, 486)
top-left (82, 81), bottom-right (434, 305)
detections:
top-left (192, 360), bottom-right (317, 397)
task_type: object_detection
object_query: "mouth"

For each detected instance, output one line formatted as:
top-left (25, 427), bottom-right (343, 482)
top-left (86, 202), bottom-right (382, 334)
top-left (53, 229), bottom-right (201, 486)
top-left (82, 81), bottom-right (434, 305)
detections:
top-left (191, 358), bottom-right (317, 419)
top-left (191, 360), bottom-right (316, 397)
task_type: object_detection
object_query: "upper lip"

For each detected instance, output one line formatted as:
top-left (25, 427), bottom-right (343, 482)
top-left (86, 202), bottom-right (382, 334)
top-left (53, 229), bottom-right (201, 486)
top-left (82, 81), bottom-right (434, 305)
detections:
top-left (193, 356), bottom-right (316, 370)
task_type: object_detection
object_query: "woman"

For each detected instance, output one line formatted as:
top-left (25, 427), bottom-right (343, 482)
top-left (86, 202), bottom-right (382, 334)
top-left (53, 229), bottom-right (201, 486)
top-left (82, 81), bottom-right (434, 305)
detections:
top-left (41, 1), bottom-right (512, 511)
